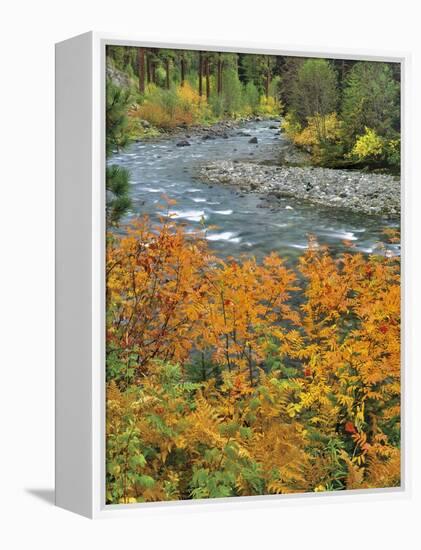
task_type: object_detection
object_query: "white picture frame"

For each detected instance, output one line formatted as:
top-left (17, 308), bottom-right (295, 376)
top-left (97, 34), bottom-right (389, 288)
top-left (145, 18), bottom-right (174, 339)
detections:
top-left (55, 31), bottom-right (410, 519)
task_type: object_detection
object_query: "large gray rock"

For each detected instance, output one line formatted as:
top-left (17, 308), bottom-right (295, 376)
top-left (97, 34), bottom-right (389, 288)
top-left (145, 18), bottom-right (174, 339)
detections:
top-left (106, 64), bottom-right (131, 88)
top-left (176, 140), bottom-right (191, 147)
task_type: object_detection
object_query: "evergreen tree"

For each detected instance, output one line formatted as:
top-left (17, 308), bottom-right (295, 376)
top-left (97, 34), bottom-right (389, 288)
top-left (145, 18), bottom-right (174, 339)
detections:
top-left (278, 57), bottom-right (304, 110)
top-left (292, 59), bottom-right (338, 124)
top-left (137, 48), bottom-right (146, 94)
top-left (106, 79), bottom-right (132, 225)
top-left (106, 165), bottom-right (131, 226)
top-left (240, 54), bottom-right (277, 98)
top-left (342, 62), bottom-right (400, 144)
top-left (158, 49), bottom-right (176, 89)
top-left (106, 79), bottom-right (131, 155)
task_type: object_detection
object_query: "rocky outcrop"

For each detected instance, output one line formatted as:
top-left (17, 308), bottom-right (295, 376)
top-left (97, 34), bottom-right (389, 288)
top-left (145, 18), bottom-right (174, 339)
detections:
top-left (106, 64), bottom-right (131, 89)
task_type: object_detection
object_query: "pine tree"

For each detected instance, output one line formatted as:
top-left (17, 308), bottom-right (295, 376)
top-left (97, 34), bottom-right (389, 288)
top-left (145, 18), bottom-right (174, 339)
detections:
top-left (106, 79), bottom-right (132, 225)
top-left (106, 166), bottom-right (131, 226)
top-left (292, 59), bottom-right (338, 124)
top-left (137, 48), bottom-right (146, 94)
top-left (341, 62), bottom-right (400, 144)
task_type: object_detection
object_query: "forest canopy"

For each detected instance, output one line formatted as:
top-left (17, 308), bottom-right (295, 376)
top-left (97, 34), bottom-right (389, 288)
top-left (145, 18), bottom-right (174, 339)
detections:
top-left (106, 46), bottom-right (400, 172)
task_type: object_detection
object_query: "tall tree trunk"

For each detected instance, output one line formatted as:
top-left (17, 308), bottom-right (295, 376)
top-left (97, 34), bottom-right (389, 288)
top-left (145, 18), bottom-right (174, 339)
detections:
top-left (138, 48), bottom-right (145, 94)
top-left (217, 53), bottom-right (222, 95)
top-left (265, 56), bottom-right (271, 99)
top-left (146, 52), bottom-right (151, 83)
top-left (205, 56), bottom-right (210, 99)
top-left (198, 51), bottom-right (203, 97)
top-left (340, 59), bottom-right (346, 92)
top-left (125, 47), bottom-right (132, 70)
top-left (151, 62), bottom-right (156, 84)
top-left (165, 58), bottom-right (170, 89)
top-left (180, 54), bottom-right (186, 86)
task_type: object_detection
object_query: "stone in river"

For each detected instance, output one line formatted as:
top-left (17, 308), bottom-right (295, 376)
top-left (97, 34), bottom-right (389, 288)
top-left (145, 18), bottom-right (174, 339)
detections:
top-left (176, 140), bottom-right (191, 147)
top-left (249, 137), bottom-right (258, 144)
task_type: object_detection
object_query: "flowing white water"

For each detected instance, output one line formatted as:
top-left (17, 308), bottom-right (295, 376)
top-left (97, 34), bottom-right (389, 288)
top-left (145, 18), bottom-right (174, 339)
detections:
top-left (109, 120), bottom-right (399, 261)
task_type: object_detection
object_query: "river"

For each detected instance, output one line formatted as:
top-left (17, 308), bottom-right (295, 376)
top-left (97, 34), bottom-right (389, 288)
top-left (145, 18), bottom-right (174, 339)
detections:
top-left (109, 120), bottom-right (400, 262)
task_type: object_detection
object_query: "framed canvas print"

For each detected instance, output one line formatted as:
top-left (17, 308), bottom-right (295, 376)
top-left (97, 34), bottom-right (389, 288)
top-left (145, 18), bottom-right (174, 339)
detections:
top-left (55, 32), bottom-right (409, 518)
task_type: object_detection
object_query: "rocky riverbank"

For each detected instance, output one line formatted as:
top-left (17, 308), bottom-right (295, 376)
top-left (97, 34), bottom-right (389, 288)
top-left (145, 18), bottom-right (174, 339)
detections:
top-left (135, 115), bottom-right (280, 142)
top-left (196, 160), bottom-right (400, 218)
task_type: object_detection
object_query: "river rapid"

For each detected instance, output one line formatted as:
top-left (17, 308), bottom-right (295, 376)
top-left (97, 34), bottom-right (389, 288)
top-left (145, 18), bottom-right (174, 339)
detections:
top-left (109, 119), bottom-right (400, 262)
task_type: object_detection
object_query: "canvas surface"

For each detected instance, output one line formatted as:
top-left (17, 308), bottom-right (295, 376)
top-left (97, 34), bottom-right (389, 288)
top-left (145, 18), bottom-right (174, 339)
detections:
top-left (105, 45), bottom-right (401, 505)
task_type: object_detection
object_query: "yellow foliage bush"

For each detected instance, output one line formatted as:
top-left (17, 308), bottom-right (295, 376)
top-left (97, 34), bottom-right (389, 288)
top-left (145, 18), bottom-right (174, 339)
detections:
top-left (106, 215), bottom-right (401, 504)
top-left (350, 128), bottom-right (401, 168)
top-left (257, 96), bottom-right (282, 117)
top-left (351, 127), bottom-right (384, 160)
top-left (293, 113), bottom-right (342, 147)
top-left (135, 82), bottom-right (211, 129)
top-left (281, 112), bottom-right (302, 140)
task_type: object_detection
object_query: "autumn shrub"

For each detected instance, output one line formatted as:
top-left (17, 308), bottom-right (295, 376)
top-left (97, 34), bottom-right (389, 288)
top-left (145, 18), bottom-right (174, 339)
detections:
top-left (136, 101), bottom-right (173, 129)
top-left (256, 95), bottom-right (282, 117)
top-left (281, 111), bottom-right (302, 141)
top-left (106, 215), bottom-right (401, 503)
top-left (295, 113), bottom-right (342, 147)
top-left (350, 127), bottom-right (401, 169)
top-left (283, 112), bottom-right (344, 165)
top-left (136, 82), bottom-right (211, 129)
top-left (136, 77), bottom-right (281, 127)
top-left (352, 127), bottom-right (384, 160)
top-left (176, 81), bottom-right (212, 121)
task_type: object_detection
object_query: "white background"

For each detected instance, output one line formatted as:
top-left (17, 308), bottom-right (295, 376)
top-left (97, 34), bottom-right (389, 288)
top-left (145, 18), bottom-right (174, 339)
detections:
top-left (1, 0), bottom-right (419, 547)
